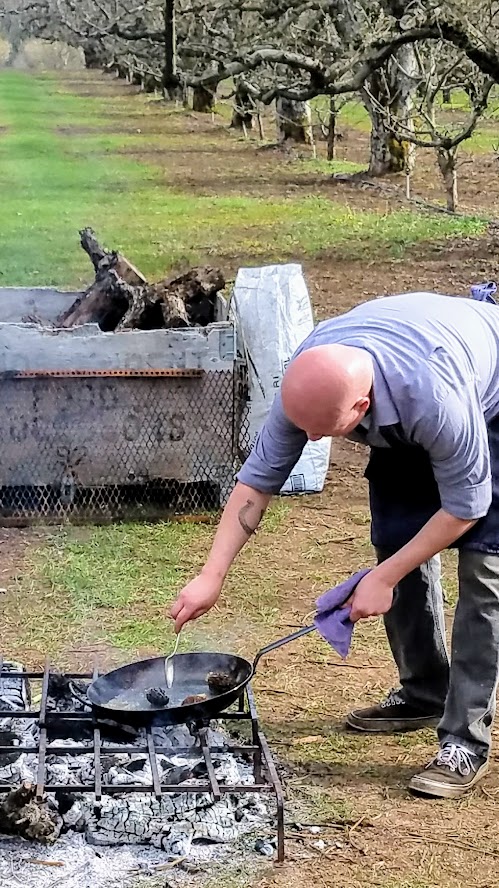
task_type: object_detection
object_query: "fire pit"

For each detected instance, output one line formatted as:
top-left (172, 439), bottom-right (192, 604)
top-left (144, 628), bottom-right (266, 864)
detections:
top-left (0, 659), bottom-right (284, 884)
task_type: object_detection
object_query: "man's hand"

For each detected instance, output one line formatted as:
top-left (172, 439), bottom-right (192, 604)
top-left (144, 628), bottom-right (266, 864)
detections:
top-left (170, 573), bottom-right (222, 633)
top-left (347, 571), bottom-right (394, 623)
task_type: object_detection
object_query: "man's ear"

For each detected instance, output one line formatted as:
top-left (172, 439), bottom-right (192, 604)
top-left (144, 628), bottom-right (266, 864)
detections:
top-left (355, 395), bottom-right (370, 414)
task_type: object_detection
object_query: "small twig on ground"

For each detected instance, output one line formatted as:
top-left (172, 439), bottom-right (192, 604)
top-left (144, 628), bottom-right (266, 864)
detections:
top-left (257, 686), bottom-right (309, 699)
top-left (48, 864), bottom-right (87, 888)
top-left (28, 860), bottom-right (64, 868)
top-left (315, 536), bottom-right (357, 545)
top-left (304, 659), bottom-right (375, 670)
top-left (404, 832), bottom-right (499, 858)
top-left (153, 856), bottom-right (188, 871)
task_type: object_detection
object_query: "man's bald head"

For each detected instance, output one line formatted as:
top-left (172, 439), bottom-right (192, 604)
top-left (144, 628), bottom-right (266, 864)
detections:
top-left (281, 344), bottom-right (374, 438)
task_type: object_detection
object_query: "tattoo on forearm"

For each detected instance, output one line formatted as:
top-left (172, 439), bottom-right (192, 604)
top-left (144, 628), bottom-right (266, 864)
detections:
top-left (238, 499), bottom-right (264, 536)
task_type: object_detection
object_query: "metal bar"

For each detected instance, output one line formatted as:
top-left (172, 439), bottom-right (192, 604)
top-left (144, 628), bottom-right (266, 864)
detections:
top-left (0, 743), bottom-right (261, 755)
top-left (0, 513), bottom-right (215, 529)
top-left (0, 708), bottom-right (255, 721)
top-left (92, 665), bottom-right (102, 803)
top-left (199, 728), bottom-right (221, 801)
top-left (10, 369), bottom-right (204, 379)
top-left (246, 685), bottom-right (262, 784)
top-left (258, 730), bottom-right (285, 863)
top-left (36, 659), bottom-right (50, 801)
top-left (146, 729), bottom-right (163, 799)
top-left (0, 783), bottom-right (275, 795)
top-left (0, 671), bottom-right (94, 679)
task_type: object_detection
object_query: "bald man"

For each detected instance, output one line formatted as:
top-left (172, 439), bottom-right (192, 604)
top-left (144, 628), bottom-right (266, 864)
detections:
top-left (171, 291), bottom-right (499, 800)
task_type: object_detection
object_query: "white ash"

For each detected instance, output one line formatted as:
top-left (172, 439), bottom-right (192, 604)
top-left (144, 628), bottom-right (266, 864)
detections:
top-left (0, 662), bottom-right (274, 882)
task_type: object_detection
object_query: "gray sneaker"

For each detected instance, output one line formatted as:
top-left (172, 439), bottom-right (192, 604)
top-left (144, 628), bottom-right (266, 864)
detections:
top-left (409, 743), bottom-right (489, 799)
top-left (346, 688), bottom-right (442, 733)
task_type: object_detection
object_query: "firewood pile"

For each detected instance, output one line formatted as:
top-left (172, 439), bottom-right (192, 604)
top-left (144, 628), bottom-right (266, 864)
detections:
top-left (56, 228), bottom-right (226, 332)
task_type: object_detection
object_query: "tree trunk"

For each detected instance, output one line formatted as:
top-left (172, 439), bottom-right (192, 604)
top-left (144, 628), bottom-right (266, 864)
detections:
top-left (363, 45), bottom-right (418, 177)
top-left (442, 87), bottom-right (452, 104)
top-left (79, 227), bottom-right (146, 285)
top-left (162, 0), bottom-right (181, 100)
top-left (436, 147), bottom-right (458, 212)
top-left (83, 45), bottom-right (103, 70)
top-left (275, 97), bottom-right (312, 144)
top-left (327, 98), bottom-right (337, 161)
top-left (6, 35), bottom-right (23, 67)
top-left (192, 86), bottom-right (216, 113)
top-left (143, 73), bottom-right (162, 93)
top-left (231, 80), bottom-right (256, 130)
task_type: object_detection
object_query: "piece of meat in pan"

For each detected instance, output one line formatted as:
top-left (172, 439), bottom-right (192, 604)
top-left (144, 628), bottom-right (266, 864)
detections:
top-left (181, 694), bottom-right (208, 706)
top-left (206, 671), bottom-right (235, 694)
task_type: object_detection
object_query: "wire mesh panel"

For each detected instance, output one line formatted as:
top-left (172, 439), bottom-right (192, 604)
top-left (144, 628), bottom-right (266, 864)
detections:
top-left (0, 366), bottom-right (249, 524)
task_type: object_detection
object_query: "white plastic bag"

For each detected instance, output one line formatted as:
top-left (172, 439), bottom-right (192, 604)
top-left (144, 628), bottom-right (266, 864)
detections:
top-left (233, 264), bottom-right (331, 494)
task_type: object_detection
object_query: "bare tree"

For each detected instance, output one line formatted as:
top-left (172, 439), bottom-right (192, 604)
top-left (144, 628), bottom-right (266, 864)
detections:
top-left (4, 0), bottom-right (499, 173)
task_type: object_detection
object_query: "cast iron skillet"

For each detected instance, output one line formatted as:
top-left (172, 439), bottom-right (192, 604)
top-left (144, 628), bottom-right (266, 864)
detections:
top-left (83, 625), bottom-right (315, 727)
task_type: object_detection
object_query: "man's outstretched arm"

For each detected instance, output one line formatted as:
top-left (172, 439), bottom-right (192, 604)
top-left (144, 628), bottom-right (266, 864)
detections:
top-left (170, 482), bottom-right (272, 631)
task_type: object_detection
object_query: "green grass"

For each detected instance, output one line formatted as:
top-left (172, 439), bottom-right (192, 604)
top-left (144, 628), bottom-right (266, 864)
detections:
top-left (15, 523), bottom-right (204, 656)
top-left (8, 497), bottom-right (291, 660)
top-left (291, 157), bottom-right (367, 176)
top-left (0, 70), bottom-right (488, 288)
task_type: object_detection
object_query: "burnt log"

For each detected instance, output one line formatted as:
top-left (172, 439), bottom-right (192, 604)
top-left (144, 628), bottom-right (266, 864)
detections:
top-left (0, 782), bottom-right (62, 843)
top-left (164, 266), bottom-right (225, 326)
top-left (79, 227), bottom-right (147, 285)
top-left (56, 269), bottom-right (135, 332)
top-left (57, 229), bottom-right (225, 331)
top-left (117, 266), bottom-right (225, 331)
top-left (116, 283), bottom-right (189, 331)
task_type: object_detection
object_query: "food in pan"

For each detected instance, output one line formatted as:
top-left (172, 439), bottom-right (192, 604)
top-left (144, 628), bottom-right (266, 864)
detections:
top-left (145, 687), bottom-right (170, 707)
top-left (181, 693), bottom-right (208, 706)
top-left (206, 671), bottom-right (235, 693)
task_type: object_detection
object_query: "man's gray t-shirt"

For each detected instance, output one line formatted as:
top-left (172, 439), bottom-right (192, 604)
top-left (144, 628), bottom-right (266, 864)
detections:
top-left (237, 292), bottom-right (499, 520)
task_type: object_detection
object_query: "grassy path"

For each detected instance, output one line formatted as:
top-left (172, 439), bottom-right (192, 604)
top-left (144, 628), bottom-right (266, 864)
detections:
top-left (0, 70), bottom-right (485, 287)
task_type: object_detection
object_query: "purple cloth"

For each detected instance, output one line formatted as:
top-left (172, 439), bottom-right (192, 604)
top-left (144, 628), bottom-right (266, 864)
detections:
top-left (470, 282), bottom-right (497, 304)
top-left (314, 569), bottom-right (371, 659)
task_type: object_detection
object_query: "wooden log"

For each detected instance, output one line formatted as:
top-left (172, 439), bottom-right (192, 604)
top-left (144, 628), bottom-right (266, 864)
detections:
top-left (163, 266), bottom-right (225, 326)
top-left (56, 269), bottom-right (134, 331)
top-left (79, 227), bottom-right (147, 286)
top-left (57, 229), bottom-right (225, 331)
top-left (117, 266), bottom-right (225, 331)
top-left (116, 284), bottom-right (189, 330)
top-left (0, 782), bottom-right (62, 843)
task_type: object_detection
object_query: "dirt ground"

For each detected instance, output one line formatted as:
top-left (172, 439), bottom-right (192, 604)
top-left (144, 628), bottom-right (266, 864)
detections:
top-left (3, 72), bottom-right (499, 888)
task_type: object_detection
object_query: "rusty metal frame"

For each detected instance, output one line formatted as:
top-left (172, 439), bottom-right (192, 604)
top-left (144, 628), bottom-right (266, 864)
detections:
top-left (0, 659), bottom-right (286, 861)
top-left (9, 368), bottom-right (204, 379)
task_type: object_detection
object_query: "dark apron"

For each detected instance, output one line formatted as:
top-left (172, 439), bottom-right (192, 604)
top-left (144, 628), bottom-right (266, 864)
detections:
top-left (365, 417), bottom-right (499, 554)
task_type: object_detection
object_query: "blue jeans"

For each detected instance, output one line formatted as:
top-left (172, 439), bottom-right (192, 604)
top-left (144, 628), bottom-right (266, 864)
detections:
top-left (379, 548), bottom-right (499, 757)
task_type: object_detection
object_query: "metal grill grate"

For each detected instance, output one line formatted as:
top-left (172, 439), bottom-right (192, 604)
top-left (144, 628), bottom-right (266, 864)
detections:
top-left (0, 365), bottom-right (250, 525)
top-left (0, 660), bottom-right (284, 860)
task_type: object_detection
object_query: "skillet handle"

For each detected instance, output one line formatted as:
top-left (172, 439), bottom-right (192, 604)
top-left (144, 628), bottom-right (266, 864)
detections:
top-left (252, 624), bottom-right (316, 674)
